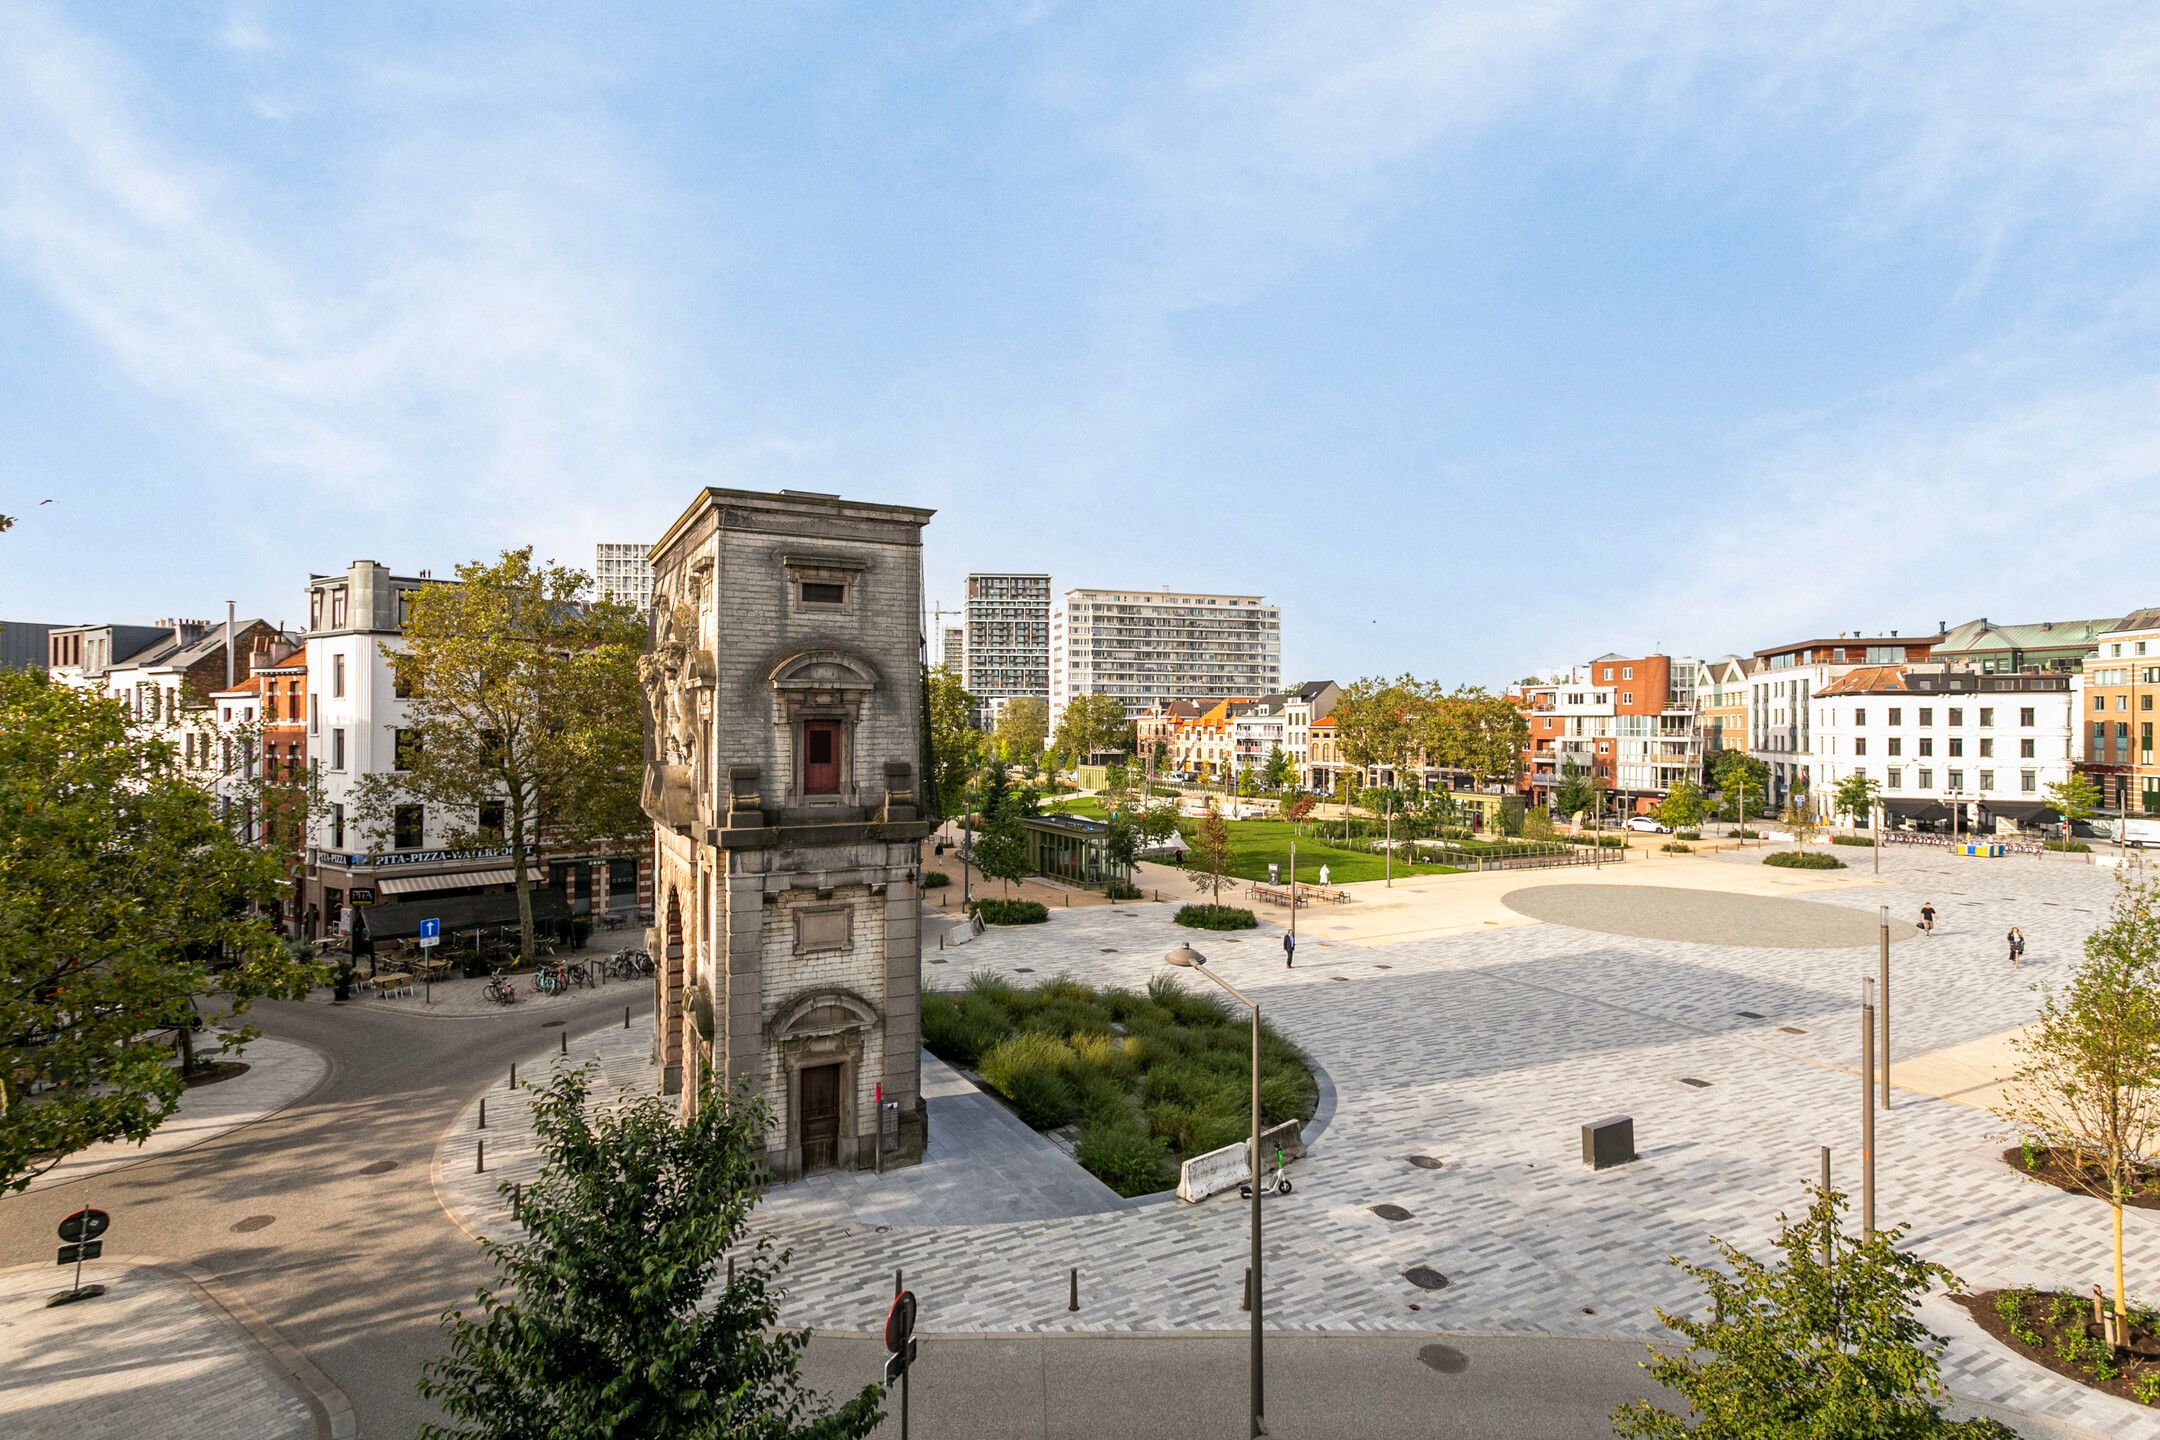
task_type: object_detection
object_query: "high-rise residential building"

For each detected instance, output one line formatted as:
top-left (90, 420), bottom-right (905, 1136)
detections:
top-left (1049, 587), bottom-right (1281, 723)
top-left (595, 543), bottom-right (656, 612)
top-left (940, 623), bottom-right (965, 676)
top-left (963, 573), bottom-right (1050, 713)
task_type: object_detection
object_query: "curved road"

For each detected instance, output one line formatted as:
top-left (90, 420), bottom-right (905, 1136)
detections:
top-left (1, 986), bottom-right (2100, 1439)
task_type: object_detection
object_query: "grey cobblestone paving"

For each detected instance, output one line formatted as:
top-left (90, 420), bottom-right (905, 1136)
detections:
top-left (441, 851), bottom-right (2160, 1437)
top-left (0, 1262), bottom-right (317, 1440)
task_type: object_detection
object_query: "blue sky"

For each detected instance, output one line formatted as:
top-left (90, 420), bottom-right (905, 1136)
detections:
top-left (3, 2), bottom-right (2158, 684)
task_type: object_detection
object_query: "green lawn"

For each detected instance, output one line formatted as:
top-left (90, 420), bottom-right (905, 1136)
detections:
top-left (1185, 817), bottom-right (1462, 884)
top-left (1041, 796), bottom-right (1109, 820)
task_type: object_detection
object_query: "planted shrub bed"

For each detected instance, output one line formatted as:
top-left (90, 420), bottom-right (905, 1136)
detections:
top-left (1763, 850), bottom-right (1844, 869)
top-left (1832, 835), bottom-right (1875, 847)
top-left (2004, 1142), bottom-right (2160, 1210)
top-left (969, 899), bottom-right (1049, 925)
top-left (2046, 840), bottom-right (2093, 853)
top-left (921, 870), bottom-right (951, 889)
top-left (1176, 904), bottom-right (1258, 931)
top-left (921, 972), bottom-right (1317, 1197)
top-left (1958, 1287), bottom-right (2160, 1406)
top-left (1659, 842), bottom-right (1693, 854)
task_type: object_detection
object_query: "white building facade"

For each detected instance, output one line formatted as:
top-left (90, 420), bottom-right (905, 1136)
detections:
top-left (1746, 632), bottom-right (1941, 808)
top-left (1810, 666), bottom-right (2076, 833)
top-left (1049, 587), bottom-right (1282, 724)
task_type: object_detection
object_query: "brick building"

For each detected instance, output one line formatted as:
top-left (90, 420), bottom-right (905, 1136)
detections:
top-left (2076, 608), bottom-right (2160, 818)
top-left (1521, 653), bottom-right (1700, 815)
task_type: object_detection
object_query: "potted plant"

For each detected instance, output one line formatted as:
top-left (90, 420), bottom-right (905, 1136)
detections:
top-left (331, 955), bottom-right (357, 1003)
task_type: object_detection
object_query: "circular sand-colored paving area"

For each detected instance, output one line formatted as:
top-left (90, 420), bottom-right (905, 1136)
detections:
top-left (1501, 883), bottom-right (1915, 949)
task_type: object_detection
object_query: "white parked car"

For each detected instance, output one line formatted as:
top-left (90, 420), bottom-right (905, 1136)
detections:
top-left (1623, 816), bottom-right (1671, 834)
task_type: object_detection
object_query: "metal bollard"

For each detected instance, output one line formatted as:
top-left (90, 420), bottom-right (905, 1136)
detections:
top-left (1241, 1266), bottom-right (1251, 1312)
top-left (624, 1005), bottom-right (630, 1029)
top-left (476, 1139), bottom-right (485, 1174)
top-left (479, 1097), bottom-right (487, 1130)
top-left (728, 1257), bottom-right (735, 1286)
top-left (510, 1062), bottom-right (517, 1089)
top-left (560, 1030), bottom-right (568, 1056)
top-left (895, 1268), bottom-right (903, 1296)
top-left (1068, 1267), bottom-right (1079, 1312)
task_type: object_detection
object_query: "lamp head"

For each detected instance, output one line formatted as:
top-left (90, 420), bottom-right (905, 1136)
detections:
top-left (1163, 944), bottom-right (1206, 969)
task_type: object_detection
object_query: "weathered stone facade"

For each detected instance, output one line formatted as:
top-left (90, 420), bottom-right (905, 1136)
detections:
top-left (642, 488), bottom-right (934, 1177)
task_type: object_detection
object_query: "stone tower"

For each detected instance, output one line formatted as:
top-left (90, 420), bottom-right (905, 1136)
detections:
top-left (642, 488), bottom-right (933, 1176)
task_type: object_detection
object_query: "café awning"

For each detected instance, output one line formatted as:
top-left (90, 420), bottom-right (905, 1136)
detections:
top-left (1978, 801), bottom-right (2061, 825)
top-left (357, 888), bottom-right (569, 940)
top-left (1882, 798), bottom-right (1952, 822)
top-left (376, 868), bottom-right (517, 896)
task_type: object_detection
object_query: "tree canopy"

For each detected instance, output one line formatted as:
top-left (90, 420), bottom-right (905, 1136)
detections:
top-left (357, 549), bottom-right (645, 961)
top-left (1712, 751), bottom-right (1772, 822)
top-left (1331, 676), bottom-right (1525, 791)
top-left (994, 695), bottom-right (1048, 763)
top-left (1051, 693), bottom-right (1130, 763)
top-left (926, 668), bottom-right (981, 817)
top-left (420, 1067), bottom-right (881, 1440)
top-left (0, 672), bottom-right (321, 1193)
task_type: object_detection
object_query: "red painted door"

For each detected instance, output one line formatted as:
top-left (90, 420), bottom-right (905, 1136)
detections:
top-left (804, 721), bottom-right (840, 794)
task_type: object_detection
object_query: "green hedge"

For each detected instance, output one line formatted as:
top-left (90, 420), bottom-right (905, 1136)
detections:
top-left (1764, 850), bottom-right (1845, 869)
top-left (1831, 835), bottom-right (1875, 847)
top-left (1674, 830), bottom-right (1701, 841)
top-left (1561, 833), bottom-right (1628, 849)
top-left (969, 899), bottom-right (1049, 925)
top-left (1175, 904), bottom-right (1258, 930)
top-left (2044, 839), bottom-right (2092, 853)
top-left (1104, 881), bottom-right (1143, 901)
top-left (921, 972), bottom-right (1316, 1197)
top-left (922, 870), bottom-right (951, 888)
top-left (1660, 841), bottom-right (1693, 853)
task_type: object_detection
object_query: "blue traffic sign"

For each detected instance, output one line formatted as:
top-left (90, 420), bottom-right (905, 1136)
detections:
top-left (418, 917), bottom-right (442, 948)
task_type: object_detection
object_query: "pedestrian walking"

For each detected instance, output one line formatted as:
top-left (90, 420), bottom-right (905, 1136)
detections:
top-left (1283, 930), bottom-right (1296, 968)
top-left (1319, 863), bottom-right (1331, 888)
top-left (1920, 901), bottom-right (1937, 935)
top-left (2008, 926), bottom-right (2025, 968)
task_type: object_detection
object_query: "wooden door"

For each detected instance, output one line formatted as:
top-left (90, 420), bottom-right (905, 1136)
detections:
top-left (804, 721), bottom-right (841, 794)
top-left (799, 1063), bottom-right (841, 1171)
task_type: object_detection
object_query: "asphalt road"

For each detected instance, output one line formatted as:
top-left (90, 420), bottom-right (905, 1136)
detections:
top-left (0, 979), bottom-right (656, 1439)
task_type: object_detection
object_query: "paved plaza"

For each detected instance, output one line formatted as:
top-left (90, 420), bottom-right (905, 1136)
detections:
top-left (0, 1261), bottom-right (335, 1440)
top-left (440, 847), bottom-right (2154, 1438)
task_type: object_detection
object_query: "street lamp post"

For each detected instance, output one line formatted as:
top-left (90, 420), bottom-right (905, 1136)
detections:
top-left (1163, 943), bottom-right (1264, 1439)
top-left (1860, 977), bottom-right (1877, 1234)
top-left (961, 778), bottom-right (974, 908)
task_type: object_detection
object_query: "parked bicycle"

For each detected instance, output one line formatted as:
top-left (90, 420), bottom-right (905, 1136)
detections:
top-left (483, 971), bottom-right (517, 1005)
top-left (607, 949), bottom-right (653, 980)
top-left (562, 959), bottom-right (593, 989)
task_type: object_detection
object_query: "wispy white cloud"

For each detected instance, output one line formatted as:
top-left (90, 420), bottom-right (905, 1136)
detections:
top-left (0, 0), bottom-right (699, 566)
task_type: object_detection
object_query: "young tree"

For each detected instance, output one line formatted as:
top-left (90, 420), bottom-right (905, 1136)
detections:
top-left (1051, 692), bottom-right (1130, 764)
top-left (1832, 772), bottom-right (1881, 831)
top-left (1656, 778), bottom-right (1708, 832)
top-left (358, 550), bottom-right (644, 962)
top-left (1783, 793), bottom-right (1821, 854)
top-left (0, 673), bottom-right (321, 1193)
top-left (995, 695), bottom-right (1048, 764)
top-left (2044, 771), bottom-right (2102, 840)
top-left (1282, 793), bottom-right (1316, 834)
top-left (1138, 801), bottom-right (1181, 849)
top-left (971, 799), bottom-right (1033, 898)
top-left (420, 1067), bottom-right (881, 1440)
top-left (1998, 869), bottom-right (2160, 1325)
top-left (1262, 743), bottom-right (1294, 795)
top-left (1188, 805), bottom-right (1234, 905)
top-left (1614, 1186), bottom-right (2016, 1439)
top-left (1102, 810), bottom-right (1138, 886)
top-left (926, 669), bottom-right (982, 817)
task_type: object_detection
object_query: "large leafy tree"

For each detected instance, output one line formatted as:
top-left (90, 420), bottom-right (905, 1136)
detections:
top-left (1261, 743), bottom-right (1294, 794)
top-left (0, 673), bottom-right (321, 1194)
top-left (1052, 692), bottom-right (1131, 763)
top-left (926, 668), bottom-right (981, 817)
top-left (1332, 676), bottom-right (1417, 789)
top-left (420, 1067), bottom-right (881, 1440)
top-left (355, 550), bottom-right (644, 962)
top-left (1998, 870), bottom-right (2160, 1325)
top-left (1712, 750), bottom-right (1772, 823)
top-left (1614, 1186), bottom-right (2015, 1439)
top-left (994, 695), bottom-right (1048, 764)
top-left (1656, 778), bottom-right (1708, 831)
top-left (971, 800), bottom-right (1032, 898)
top-left (1553, 761), bottom-right (1598, 821)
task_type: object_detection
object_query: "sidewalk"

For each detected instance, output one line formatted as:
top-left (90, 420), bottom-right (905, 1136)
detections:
top-left (0, 1259), bottom-right (346, 1440)
top-left (26, 1035), bottom-right (328, 1195)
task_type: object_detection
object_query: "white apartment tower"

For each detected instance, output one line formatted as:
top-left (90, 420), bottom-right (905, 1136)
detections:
top-left (963, 573), bottom-right (1050, 711)
top-left (595, 543), bottom-right (656, 612)
top-left (1050, 587), bottom-right (1282, 722)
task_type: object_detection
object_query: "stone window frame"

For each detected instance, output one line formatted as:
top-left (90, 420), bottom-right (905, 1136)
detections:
top-left (780, 553), bottom-right (868, 618)
top-left (768, 650), bottom-right (881, 810)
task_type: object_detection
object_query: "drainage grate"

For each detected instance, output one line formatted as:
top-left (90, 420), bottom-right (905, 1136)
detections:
top-left (1014, 967), bottom-right (1034, 973)
top-left (542, 1020), bottom-right (566, 1028)
top-left (231, 1215), bottom-right (275, 1233)
top-left (929, 957), bottom-right (948, 964)
top-left (1678, 1077), bottom-right (1712, 1088)
top-left (1371, 1204), bottom-right (1413, 1222)
top-left (1375, 964), bottom-right (1392, 970)
top-left (1417, 1343), bottom-right (1469, 1373)
top-left (1404, 1266), bottom-right (1450, 1292)
top-left (1406, 1155), bottom-right (1444, 1170)
top-left (1735, 1010), bottom-right (1764, 1019)
top-left (1779, 1026), bottom-right (1807, 1035)
top-left (1331, 975), bottom-right (1349, 983)
top-left (1100, 948), bottom-right (1118, 954)
top-left (358, 1159), bottom-right (397, 1175)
